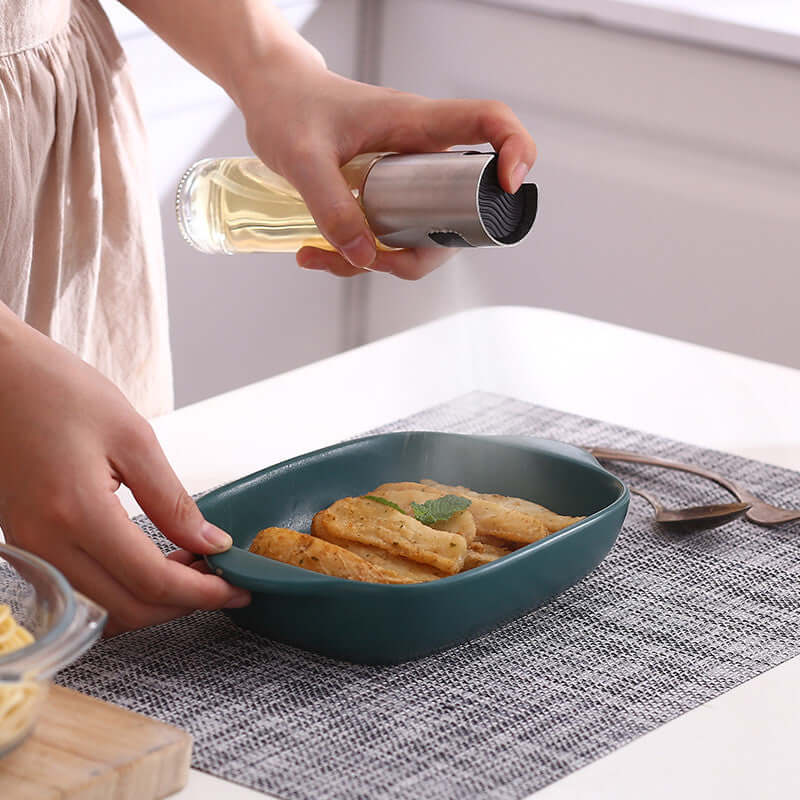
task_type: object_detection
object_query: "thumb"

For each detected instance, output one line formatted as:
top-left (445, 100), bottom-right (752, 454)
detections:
top-left (283, 151), bottom-right (376, 269)
top-left (114, 424), bottom-right (233, 556)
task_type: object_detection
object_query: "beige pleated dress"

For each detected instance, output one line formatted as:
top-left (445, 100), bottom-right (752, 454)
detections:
top-left (0, 0), bottom-right (173, 418)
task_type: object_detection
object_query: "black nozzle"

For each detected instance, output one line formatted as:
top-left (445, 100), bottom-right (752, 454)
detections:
top-left (477, 159), bottom-right (538, 245)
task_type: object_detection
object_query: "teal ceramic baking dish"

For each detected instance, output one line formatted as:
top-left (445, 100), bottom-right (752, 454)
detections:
top-left (202, 432), bottom-right (629, 664)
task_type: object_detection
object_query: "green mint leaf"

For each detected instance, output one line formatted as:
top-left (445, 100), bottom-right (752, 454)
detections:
top-left (363, 495), bottom-right (405, 513)
top-left (410, 495), bottom-right (471, 525)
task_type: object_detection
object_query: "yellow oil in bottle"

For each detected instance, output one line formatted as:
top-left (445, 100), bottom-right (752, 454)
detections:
top-left (177, 154), bottom-right (386, 255)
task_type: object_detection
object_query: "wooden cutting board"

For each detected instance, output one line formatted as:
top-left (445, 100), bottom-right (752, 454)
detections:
top-left (0, 686), bottom-right (192, 800)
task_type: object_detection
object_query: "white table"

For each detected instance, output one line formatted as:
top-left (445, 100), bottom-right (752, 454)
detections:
top-left (121, 307), bottom-right (800, 800)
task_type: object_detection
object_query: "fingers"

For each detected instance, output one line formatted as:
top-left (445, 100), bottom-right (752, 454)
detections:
top-left (111, 419), bottom-right (233, 556)
top-left (166, 548), bottom-right (202, 566)
top-left (373, 247), bottom-right (454, 281)
top-left (167, 548), bottom-right (212, 573)
top-left (60, 543), bottom-right (185, 632)
top-left (75, 493), bottom-right (250, 612)
top-left (423, 98), bottom-right (536, 193)
top-left (282, 152), bottom-right (376, 269)
top-left (372, 96), bottom-right (537, 193)
top-left (296, 246), bottom-right (370, 277)
top-left (297, 244), bottom-right (453, 281)
top-left (427, 99), bottom-right (537, 190)
top-left (44, 541), bottom-right (247, 635)
top-left (495, 131), bottom-right (536, 193)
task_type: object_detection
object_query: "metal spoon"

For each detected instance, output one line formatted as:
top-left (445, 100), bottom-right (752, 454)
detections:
top-left (630, 486), bottom-right (751, 532)
top-left (590, 447), bottom-right (800, 525)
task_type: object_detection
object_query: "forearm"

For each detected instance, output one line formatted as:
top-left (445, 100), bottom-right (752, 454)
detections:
top-left (117, 0), bottom-right (324, 107)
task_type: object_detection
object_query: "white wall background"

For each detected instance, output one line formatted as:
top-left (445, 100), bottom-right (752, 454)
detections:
top-left (102, 0), bottom-right (800, 409)
top-left (368, 0), bottom-right (800, 366)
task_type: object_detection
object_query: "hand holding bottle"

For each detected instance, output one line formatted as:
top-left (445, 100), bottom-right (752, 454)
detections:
top-left (230, 41), bottom-right (537, 279)
top-left (122, 0), bottom-right (537, 279)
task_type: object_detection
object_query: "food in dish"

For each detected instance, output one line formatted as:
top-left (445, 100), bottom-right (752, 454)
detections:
top-left (312, 496), bottom-right (468, 574)
top-left (248, 480), bottom-right (584, 584)
top-left (420, 479), bottom-right (583, 542)
top-left (463, 538), bottom-right (516, 570)
top-left (249, 527), bottom-right (411, 584)
top-left (366, 483), bottom-right (477, 543)
top-left (0, 604), bottom-right (41, 751)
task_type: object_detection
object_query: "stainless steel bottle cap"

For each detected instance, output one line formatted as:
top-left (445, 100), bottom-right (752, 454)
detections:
top-left (361, 151), bottom-right (537, 248)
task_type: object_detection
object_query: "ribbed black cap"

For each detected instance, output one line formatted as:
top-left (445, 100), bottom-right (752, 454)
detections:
top-left (477, 159), bottom-right (538, 245)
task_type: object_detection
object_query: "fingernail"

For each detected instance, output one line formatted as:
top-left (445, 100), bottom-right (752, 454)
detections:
top-left (224, 590), bottom-right (251, 609)
top-left (340, 233), bottom-right (376, 269)
top-left (201, 523), bottom-right (233, 553)
top-left (510, 162), bottom-right (529, 194)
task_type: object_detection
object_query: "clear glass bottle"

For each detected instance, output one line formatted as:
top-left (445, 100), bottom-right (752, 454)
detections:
top-left (176, 154), bottom-right (385, 255)
top-left (176, 151), bottom-right (538, 254)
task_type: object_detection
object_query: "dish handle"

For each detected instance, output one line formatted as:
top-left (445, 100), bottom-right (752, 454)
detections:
top-left (205, 546), bottom-right (338, 589)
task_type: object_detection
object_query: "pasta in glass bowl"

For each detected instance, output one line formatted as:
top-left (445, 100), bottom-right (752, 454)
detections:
top-left (0, 543), bottom-right (106, 757)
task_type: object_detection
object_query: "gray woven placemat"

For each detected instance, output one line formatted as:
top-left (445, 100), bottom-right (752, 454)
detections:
top-left (54, 392), bottom-right (800, 799)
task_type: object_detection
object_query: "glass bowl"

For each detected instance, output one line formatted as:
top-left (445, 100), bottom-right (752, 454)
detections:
top-left (0, 543), bottom-right (106, 757)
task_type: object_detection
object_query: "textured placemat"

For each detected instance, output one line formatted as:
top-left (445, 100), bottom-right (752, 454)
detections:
top-left (54, 392), bottom-right (800, 800)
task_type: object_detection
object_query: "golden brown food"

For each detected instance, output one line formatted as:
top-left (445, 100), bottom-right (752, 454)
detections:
top-left (463, 537), bottom-right (518, 570)
top-left (473, 532), bottom-right (522, 550)
top-left (479, 493), bottom-right (584, 533)
top-left (311, 496), bottom-right (467, 574)
top-left (420, 479), bottom-right (584, 543)
top-left (249, 479), bottom-right (582, 584)
top-left (248, 527), bottom-right (415, 584)
top-left (370, 482), bottom-right (477, 544)
top-left (311, 534), bottom-right (446, 583)
top-left (0, 605), bottom-right (40, 750)
top-left (0, 604), bottom-right (34, 655)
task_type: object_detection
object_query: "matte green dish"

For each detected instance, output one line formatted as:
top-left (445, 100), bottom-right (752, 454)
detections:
top-left (203, 432), bottom-right (629, 665)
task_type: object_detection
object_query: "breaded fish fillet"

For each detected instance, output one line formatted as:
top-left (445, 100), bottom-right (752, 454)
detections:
top-left (463, 538), bottom-right (516, 570)
top-left (312, 533), bottom-right (446, 583)
top-left (311, 496), bottom-right (467, 574)
top-left (412, 480), bottom-right (548, 545)
top-left (474, 533), bottom-right (523, 550)
top-left (369, 482), bottom-right (476, 544)
top-left (478, 493), bottom-right (584, 533)
top-left (248, 527), bottom-right (413, 584)
top-left (421, 479), bottom-right (584, 539)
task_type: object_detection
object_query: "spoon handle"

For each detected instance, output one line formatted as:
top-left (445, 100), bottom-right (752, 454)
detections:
top-left (588, 447), bottom-right (754, 503)
top-left (589, 447), bottom-right (800, 525)
top-left (627, 485), bottom-right (663, 514)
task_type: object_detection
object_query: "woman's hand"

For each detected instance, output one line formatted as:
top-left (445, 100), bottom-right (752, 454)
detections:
top-left (121, 0), bottom-right (536, 279)
top-left (0, 309), bottom-right (250, 635)
top-left (233, 44), bottom-right (537, 280)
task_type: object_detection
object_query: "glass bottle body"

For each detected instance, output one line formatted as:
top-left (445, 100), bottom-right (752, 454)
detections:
top-left (177, 154), bottom-right (386, 255)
